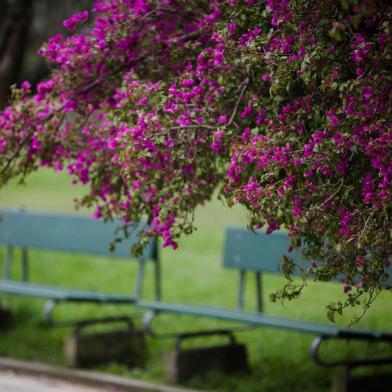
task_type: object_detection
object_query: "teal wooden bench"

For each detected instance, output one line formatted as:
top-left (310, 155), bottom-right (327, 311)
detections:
top-left (0, 209), bottom-right (160, 324)
top-left (138, 227), bottom-right (392, 376)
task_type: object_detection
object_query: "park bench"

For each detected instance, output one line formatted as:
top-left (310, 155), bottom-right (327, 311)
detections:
top-left (1, 210), bottom-right (392, 380)
top-left (138, 227), bottom-right (392, 379)
top-left (0, 209), bottom-right (160, 325)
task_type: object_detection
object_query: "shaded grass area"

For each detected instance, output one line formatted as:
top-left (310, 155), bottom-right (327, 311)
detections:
top-left (0, 169), bottom-right (392, 391)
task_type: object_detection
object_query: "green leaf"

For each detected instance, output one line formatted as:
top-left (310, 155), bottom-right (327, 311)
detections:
top-left (327, 310), bottom-right (336, 323)
top-left (339, 0), bottom-right (352, 10)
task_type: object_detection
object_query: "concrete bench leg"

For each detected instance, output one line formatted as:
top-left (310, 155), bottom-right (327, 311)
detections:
top-left (165, 332), bottom-right (249, 383)
top-left (332, 373), bottom-right (392, 392)
top-left (0, 305), bottom-right (12, 330)
top-left (64, 319), bottom-right (147, 368)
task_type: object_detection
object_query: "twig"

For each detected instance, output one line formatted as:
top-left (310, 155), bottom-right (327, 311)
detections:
top-left (224, 44), bottom-right (290, 58)
top-left (1, 136), bottom-right (31, 177)
top-left (322, 179), bottom-right (344, 206)
top-left (348, 287), bottom-right (379, 327)
top-left (228, 77), bottom-right (250, 126)
top-left (168, 124), bottom-right (216, 131)
top-left (138, 7), bottom-right (176, 23)
top-left (357, 208), bottom-right (376, 246)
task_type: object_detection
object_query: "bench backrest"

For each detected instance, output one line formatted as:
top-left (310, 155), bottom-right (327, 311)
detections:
top-left (223, 226), bottom-right (392, 287)
top-left (0, 210), bottom-right (156, 262)
top-left (223, 227), bottom-right (307, 275)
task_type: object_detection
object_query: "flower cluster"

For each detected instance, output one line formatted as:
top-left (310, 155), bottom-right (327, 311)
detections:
top-left (1, 0), bottom-right (391, 319)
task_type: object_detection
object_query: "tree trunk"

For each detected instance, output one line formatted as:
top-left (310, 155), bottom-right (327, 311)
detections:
top-left (0, 0), bottom-right (33, 109)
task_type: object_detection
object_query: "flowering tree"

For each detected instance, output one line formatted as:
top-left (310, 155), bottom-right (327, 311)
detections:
top-left (1, 0), bottom-right (391, 320)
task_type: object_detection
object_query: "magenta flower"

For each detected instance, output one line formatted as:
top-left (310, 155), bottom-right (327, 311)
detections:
top-left (361, 86), bottom-right (372, 100)
top-left (182, 78), bottom-right (194, 87)
top-left (326, 110), bottom-right (339, 126)
top-left (63, 11), bottom-right (89, 31)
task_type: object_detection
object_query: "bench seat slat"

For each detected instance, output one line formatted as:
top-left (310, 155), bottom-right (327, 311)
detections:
top-left (0, 280), bottom-right (136, 303)
top-left (138, 300), bottom-right (392, 340)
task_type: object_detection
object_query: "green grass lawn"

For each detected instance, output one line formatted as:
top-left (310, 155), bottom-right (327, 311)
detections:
top-left (0, 169), bottom-right (391, 391)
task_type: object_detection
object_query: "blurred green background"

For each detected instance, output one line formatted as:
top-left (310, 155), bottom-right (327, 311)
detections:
top-left (0, 169), bottom-right (391, 392)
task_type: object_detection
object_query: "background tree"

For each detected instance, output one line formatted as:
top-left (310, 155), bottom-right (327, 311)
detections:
top-left (0, 0), bottom-right (92, 108)
top-left (0, 0), bottom-right (33, 108)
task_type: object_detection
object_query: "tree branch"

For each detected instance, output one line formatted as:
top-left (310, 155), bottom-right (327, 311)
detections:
top-left (228, 77), bottom-right (250, 126)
